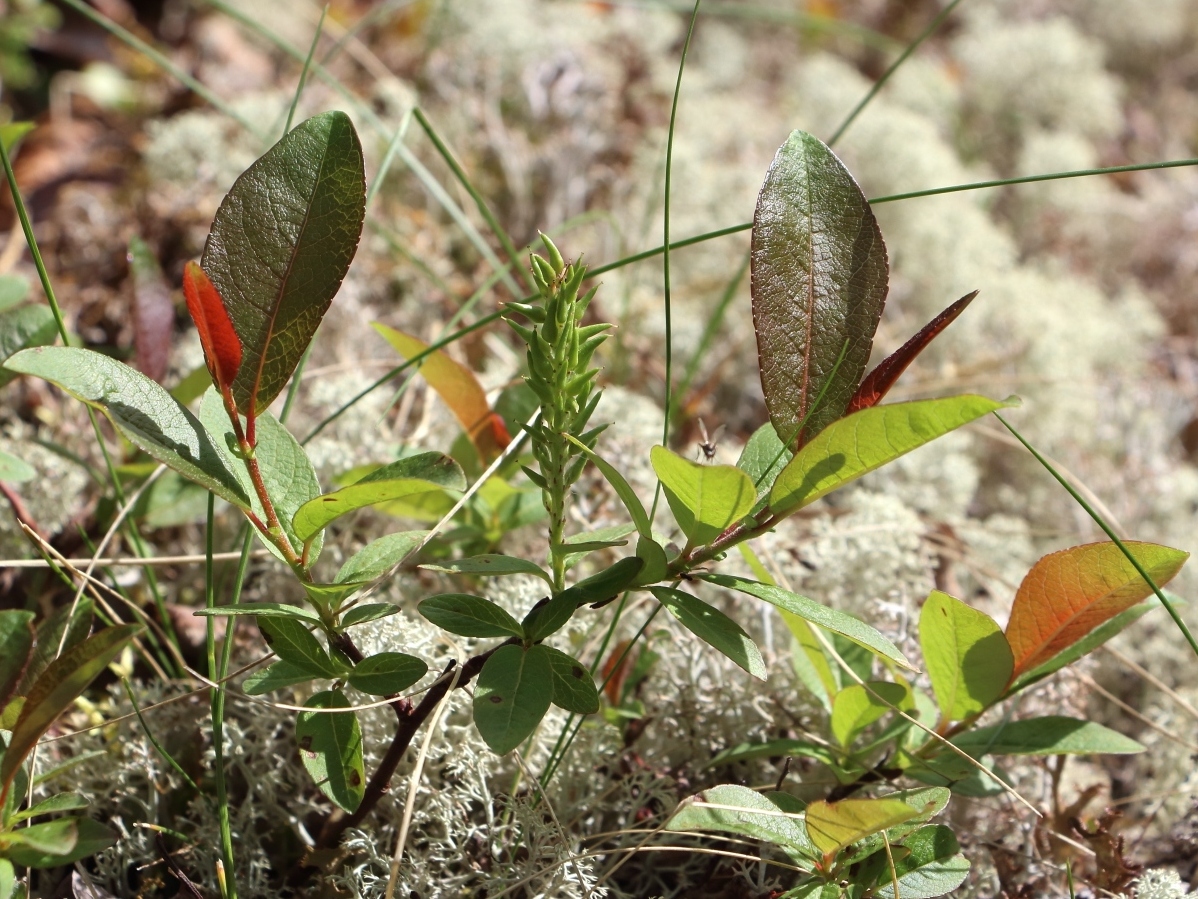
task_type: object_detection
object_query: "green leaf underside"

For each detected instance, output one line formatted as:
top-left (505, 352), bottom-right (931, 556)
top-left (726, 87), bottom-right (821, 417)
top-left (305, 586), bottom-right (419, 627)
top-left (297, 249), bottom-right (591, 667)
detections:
top-left (0, 274), bottom-right (29, 310)
top-left (920, 591), bottom-right (1012, 721)
top-left (4, 347), bottom-right (250, 508)
top-left (421, 554), bottom-right (552, 584)
top-left (650, 446), bottom-right (756, 546)
top-left (0, 859), bottom-right (12, 899)
top-left (473, 644), bottom-right (553, 754)
top-left (0, 610), bottom-right (34, 708)
top-left (667, 784), bottom-right (816, 860)
top-left (0, 624), bottom-right (141, 796)
top-left (3, 817), bottom-right (115, 868)
top-left (564, 435), bottom-right (652, 538)
top-left (296, 689), bottom-right (366, 812)
top-left (10, 791), bottom-right (88, 822)
top-left (0, 303), bottom-right (56, 389)
top-left (752, 130), bottom-right (888, 445)
top-left (243, 660), bottom-right (315, 695)
top-left (200, 389), bottom-right (323, 562)
top-left (201, 111), bottom-right (366, 414)
top-left (737, 422), bottom-right (792, 496)
top-left (830, 681), bottom-right (909, 746)
top-left (874, 825), bottom-right (970, 899)
top-left (419, 594), bottom-right (523, 639)
top-left (292, 453), bottom-right (462, 545)
top-left (951, 716), bottom-right (1144, 756)
top-left (0, 449), bottom-right (35, 483)
top-left (770, 395), bottom-right (1012, 515)
top-left (651, 587), bottom-right (766, 679)
top-left (4, 816), bottom-right (78, 854)
top-left (257, 617), bottom-right (342, 679)
top-left (193, 602), bottom-right (320, 622)
top-left (703, 574), bottom-right (907, 668)
top-left (336, 530), bottom-right (428, 584)
top-left (804, 798), bottom-right (919, 858)
top-left (543, 646), bottom-right (600, 714)
top-left (347, 653), bottom-right (427, 696)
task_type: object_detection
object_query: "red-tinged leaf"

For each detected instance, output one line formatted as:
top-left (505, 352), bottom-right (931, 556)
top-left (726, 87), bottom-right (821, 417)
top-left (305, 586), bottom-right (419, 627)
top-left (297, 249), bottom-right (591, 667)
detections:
top-left (127, 237), bottom-right (175, 383)
top-left (373, 323), bottom-right (512, 463)
top-left (183, 261), bottom-right (241, 392)
top-left (846, 291), bottom-right (977, 414)
top-left (752, 130), bottom-right (888, 447)
top-left (1006, 541), bottom-right (1189, 677)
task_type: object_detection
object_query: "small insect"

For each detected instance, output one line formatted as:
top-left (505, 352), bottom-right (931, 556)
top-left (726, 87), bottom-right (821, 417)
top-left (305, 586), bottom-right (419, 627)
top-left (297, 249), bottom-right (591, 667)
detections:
top-left (696, 418), bottom-right (726, 463)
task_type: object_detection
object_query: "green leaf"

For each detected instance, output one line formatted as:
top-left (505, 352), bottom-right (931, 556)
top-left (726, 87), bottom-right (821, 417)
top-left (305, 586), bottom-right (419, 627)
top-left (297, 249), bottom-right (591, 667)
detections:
top-left (296, 689), bottom-right (365, 812)
top-left (770, 395), bottom-right (1013, 516)
top-left (0, 859), bottom-right (12, 899)
top-left (633, 536), bottom-right (669, 587)
top-left (419, 594), bottom-right (523, 639)
top-left (650, 446), bottom-right (756, 547)
top-left (243, 660), bottom-right (315, 695)
top-left (830, 681), bottom-right (909, 746)
top-left (0, 610), bottom-right (34, 709)
top-left (347, 653), bottom-right (427, 696)
top-left (737, 422), bottom-right (791, 498)
top-left (705, 738), bottom-right (838, 770)
top-left (9, 791), bottom-right (88, 822)
top-left (563, 435), bottom-right (652, 538)
top-left (3, 817), bottom-right (114, 869)
top-left (193, 603), bottom-right (320, 622)
top-left (0, 624), bottom-right (141, 798)
top-left (875, 825), bottom-right (970, 899)
top-left (0, 275), bottom-right (28, 312)
top-left (421, 554), bottom-right (552, 584)
top-left (543, 646), bottom-right (599, 714)
top-left (804, 797), bottom-right (919, 859)
top-left (202, 111), bottom-right (366, 414)
top-left (336, 531), bottom-right (427, 584)
top-left (4, 347), bottom-right (251, 509)
top-left (563, 523), bottom-right (635, 567)
top-left (703, 574), bottom-right (908, 669)
top-left (524, 557), bottom-right (645, 641)
top-left (473, 644), bottom-right (553, 754)
top-left (0, 450), bottom-right (34, 483)
top-left (650, 587), bottom-right (766, 680)
top-left (751, 130), bottom-right (888, 445)
top-left (340, 603), bottom-right (402, 628)
top-left (0, 303), bottom-right (56, 388)
top-left (3, 816), bottom-right (78, 854)
top-left (199, 390), bottom-right (323, 562)
top-left (292, 454), bottom-right (465, 543)
top-left (919, 591), bottom-right (1012, 722)
top-left (786, 617), bottom-right (837, 712)
top-left (20, 599), bottom-right (93, 697)
top-left (951, 716), bottom-right (1145, 756)
top-left (257, 618), bottom-right (342, 679)
top-left (667, 784), bottom-right (815, 860)
top-left (31, 751), bottom-right (106, 788)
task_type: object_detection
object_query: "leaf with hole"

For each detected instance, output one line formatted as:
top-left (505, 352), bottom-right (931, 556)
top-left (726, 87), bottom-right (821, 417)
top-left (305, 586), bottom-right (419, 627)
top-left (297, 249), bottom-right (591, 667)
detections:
top-left (752, 130), bottom-right (888, 446)
top-left (770, 395), bottom-right (1014, 516)
top-left (1005, 541), bottom-right (1188, 677)
top-left (651, 587), bottom-right (766, 680)
top-left (257, 617), bottom-right (342, 679)
top-left (0, 302), bottom-right (56, 389)
top-left (473, 644), bottom-right (553, 754)
top-left (419, 594), bottom-right (523, 639)
top-left (830, 681), bottom-right (910, 746)
top-left (650, 446), bottom-right (756, 547)
top-left (296, 689), bottom-right (365, 812)
top-left (347, 653), bottom-right (427, 696)
top-left (292, 453), bottom-right (464, 544)
top-left (543, 646), bottom-right (599, 714)
top-left (920, 591), bottom-right (1012, 722)
top-left (201, 111), bottom-right (366, 414)
top-left (703, 574), bottom-right (909, 669)
top-left (4, 348), bottom-right (250, 510)
top-left (0, 623), bottom-right (141, 800)
top-left (951, 716), bottom-right (1144, 756)
top-left (421, 554), bottom-right (552, 584)
top-left (373, 323), bottom-right (511, 463)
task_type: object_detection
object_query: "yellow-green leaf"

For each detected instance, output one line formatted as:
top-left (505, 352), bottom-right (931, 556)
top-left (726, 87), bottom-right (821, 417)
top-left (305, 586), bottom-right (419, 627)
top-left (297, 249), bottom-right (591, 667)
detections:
top-left (920, 591), bottom-right (1012, 722)
top-left (650, 446), bottom-right (756, 547)
top-left (804, 797), bottom-right (919, 859)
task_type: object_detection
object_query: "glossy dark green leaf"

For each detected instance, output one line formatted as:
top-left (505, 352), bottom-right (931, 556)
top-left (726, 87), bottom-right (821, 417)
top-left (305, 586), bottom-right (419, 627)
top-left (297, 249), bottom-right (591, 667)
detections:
top-left (952, 716), bottom-right (1144, 756)
top-left (3, 817), bottom-right (114, 869)
top-left (193, 603), bottom-right (320, 622)
top-left (257, 617), bottom-right (343, 679)
top-left (296, 689), bottom-right (365, 812)
top-left (421, 554), bottom-right (552, 584)
top-left (524, 557), bottom-right (644, 641)
top-left (874, 825), bottom-right (970, 899)
top-left (4, 348), bottom-right (251, 509)
top-left (919, 591), bottom-right (1012, 722)
top-left (243, 660), bottom-right (315, 696)
top-left (651, 587), bottom-right (766, 680)
top-left (751, 130), bottom-right (888, 446)
top-left (419, 594), bottom-right (523, 639)
top-left (770, 395), bottom-right (1015, 516)
top-left (703, 574), bottom-right (908, 668)
top-left (201, 111), bottom-right (366, 414)
top-left (0, 610), bottom-right (34, 709)
top-left (340, 603), bottom-right (402, 628)
top-left (200, 389), bottom-right (322, 562)
top-left (0, 303), bottom-right (56, 388)
top-left (650, 447), bottom-right (756, 547)
top-left (9, 791), bottom-right (88, 822)
top-left (473, 644), bottom-right (553, 754)
top-left (347, 652), bottom-right (427, 696)
top-left (292, 454), bottom-right (464, 544)
top-left (667, 784), bottom-right (816, 860)
top-left (0, 624), bottom-right (141, 798)
top-left (542, 646), bottom-right (599, 714)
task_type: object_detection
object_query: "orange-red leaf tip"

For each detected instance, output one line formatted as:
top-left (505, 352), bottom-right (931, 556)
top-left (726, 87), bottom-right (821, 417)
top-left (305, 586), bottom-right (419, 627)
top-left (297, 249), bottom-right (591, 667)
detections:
top-left (183, 261), bottom-right (242, 392)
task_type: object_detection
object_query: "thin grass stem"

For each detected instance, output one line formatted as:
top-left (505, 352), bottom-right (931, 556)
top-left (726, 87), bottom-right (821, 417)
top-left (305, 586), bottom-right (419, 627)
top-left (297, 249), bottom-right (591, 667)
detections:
top-left (283, 5), bottom-right (328, 136)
